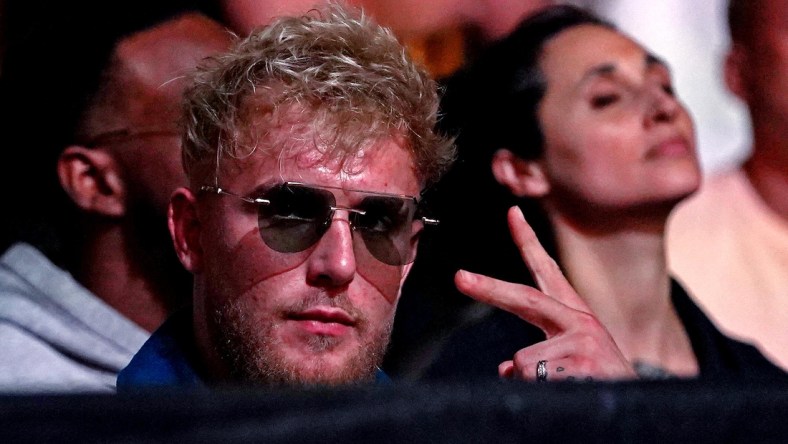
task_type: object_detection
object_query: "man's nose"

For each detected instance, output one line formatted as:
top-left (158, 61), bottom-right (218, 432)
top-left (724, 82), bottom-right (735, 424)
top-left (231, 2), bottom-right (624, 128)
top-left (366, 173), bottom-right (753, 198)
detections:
top-left (306, 213), bottom-right (357, 288)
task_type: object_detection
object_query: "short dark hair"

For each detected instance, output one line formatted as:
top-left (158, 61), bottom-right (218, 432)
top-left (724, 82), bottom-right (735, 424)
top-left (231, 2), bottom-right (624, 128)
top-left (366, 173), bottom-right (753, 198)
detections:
top-left (421, 5), bottom-right (613, 283)
top-left (0, 0), bottom-right (219, 260)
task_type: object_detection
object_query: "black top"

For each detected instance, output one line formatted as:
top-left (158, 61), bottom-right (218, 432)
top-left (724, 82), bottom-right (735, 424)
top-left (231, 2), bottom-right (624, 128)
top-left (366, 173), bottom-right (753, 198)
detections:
top-left (404, 280), bottom-right (786, 382)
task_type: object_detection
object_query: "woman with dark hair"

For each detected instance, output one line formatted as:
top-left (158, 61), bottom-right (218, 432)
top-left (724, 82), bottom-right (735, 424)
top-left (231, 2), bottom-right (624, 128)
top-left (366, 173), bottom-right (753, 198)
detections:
top-left (389, 5), bottom-right (784, 381)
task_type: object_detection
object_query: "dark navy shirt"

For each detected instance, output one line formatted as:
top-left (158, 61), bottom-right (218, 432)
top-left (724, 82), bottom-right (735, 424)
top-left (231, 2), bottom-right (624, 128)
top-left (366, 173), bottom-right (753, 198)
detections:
top-left (117, 308), bottom-right (391, 391)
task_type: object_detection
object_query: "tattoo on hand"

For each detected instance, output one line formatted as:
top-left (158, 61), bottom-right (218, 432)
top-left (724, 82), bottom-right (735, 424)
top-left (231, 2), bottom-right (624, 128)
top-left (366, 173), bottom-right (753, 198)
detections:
top-left (557, 367), bottom-right (565, 372)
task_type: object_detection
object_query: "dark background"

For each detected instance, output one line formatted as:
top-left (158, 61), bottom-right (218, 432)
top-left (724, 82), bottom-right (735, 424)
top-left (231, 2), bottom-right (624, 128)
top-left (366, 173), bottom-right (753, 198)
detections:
top-left (2, 378), bottom-right (787, 443)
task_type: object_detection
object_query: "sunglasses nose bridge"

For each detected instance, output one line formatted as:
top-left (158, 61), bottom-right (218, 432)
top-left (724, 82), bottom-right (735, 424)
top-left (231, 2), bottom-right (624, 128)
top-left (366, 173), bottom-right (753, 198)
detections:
top-left (327, 205), bottom-right (365, 229)
top-left (329, 205), bottom-right (366, 216)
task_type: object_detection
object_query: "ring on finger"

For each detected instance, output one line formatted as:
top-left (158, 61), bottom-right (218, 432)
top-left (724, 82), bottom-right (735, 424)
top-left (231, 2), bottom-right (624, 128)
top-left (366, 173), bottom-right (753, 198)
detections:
top-left (536, 360), bottom-right (548, 382)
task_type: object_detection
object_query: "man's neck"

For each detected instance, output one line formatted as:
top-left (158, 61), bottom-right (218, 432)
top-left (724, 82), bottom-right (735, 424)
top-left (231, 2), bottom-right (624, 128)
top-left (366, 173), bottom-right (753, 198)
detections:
top-left (76, 226), bottom-right (171, 332)
top-left (744, 134), bottom-right (788, 221)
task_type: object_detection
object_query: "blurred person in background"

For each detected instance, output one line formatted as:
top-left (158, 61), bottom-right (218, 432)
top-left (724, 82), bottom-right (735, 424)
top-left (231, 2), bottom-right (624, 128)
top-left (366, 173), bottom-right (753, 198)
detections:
top-left (667, 0), bottom-right (788, 370)
top-left (0, 0), bottom-right (232, 392)
top-left (215, 0), bottom-right (551, 78)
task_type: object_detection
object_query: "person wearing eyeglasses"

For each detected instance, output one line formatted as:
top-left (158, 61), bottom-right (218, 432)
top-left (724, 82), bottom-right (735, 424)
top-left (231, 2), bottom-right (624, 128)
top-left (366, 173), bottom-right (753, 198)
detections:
top-left (0, 2), bottom-right (232, 392)
top-left (117, 3), bottom-right (640, 389)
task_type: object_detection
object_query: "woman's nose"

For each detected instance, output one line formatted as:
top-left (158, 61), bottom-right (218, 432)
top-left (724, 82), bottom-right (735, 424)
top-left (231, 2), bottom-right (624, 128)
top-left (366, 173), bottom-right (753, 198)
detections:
top-left (644, 85), bottom-right (681, 126)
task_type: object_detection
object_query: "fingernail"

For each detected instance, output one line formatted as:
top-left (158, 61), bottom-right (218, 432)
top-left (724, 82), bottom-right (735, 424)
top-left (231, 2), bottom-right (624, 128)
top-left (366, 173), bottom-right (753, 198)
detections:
top-left (457, 270), bottom-right (475, 283)
top-left (512, 205), bottom-right (525, 221)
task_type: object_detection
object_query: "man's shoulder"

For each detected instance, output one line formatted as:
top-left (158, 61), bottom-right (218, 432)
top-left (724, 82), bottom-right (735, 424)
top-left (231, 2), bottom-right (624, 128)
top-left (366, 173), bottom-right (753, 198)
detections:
top-left (674, 168), bottom-right (745, 216)
top-left (0, 322), bottom-right (117, 393)
top-left (671, 281), bottom-right (786, 380)
top-left (0, 243), bottom-right (52, 290)
top-left (0, 242), bottom-right (88, 311)
top-left (0, 243), bottom-right (84, 343)
top-left (0, 243), bottom-right (149, 392)
top-left (667, 167), bottom-right (749, 248)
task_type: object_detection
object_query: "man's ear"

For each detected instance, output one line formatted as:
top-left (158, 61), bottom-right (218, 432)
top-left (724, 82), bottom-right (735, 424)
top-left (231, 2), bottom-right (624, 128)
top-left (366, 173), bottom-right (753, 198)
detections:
top-left (57, 146), bottom-right (126, 217)
top-left (724, 43), bottom-right (746, 101)
top-left (169, 188), bottom-right (203, 273)
top-left (491, 149), bottom-right (550, 198)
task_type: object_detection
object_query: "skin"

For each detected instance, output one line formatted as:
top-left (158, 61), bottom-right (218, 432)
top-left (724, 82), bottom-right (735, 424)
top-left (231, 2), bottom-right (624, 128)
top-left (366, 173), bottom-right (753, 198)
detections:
top-left (219, 0), bottom-right (324, 35)
top-left (57, 13), bottom-right (233, 332)
top-left (484, 25), bottom-right (702, 380)
top-left (726, 1), bottom-right (788, 220)
top-left (456, 207), bottom-right (635, 380)
top-left (170, 132), bottom-right (420, 386)
top-left (535, 25), bottom-right (699, 227)
top-left (219, 0), bottom-right (549, 41)
top-left (354, 0), bottom-right (550, 41)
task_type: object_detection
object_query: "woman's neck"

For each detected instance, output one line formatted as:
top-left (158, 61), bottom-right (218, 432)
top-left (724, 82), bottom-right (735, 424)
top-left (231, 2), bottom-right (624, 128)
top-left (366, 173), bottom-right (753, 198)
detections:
top-left (549, 211), bottom-right (697, 376)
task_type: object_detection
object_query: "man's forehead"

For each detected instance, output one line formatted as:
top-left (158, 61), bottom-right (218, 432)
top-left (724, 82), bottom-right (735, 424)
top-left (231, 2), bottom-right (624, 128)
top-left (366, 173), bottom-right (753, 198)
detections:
top-left (221, 140), bottom-right (391, 176)
top-left (217, 136), bottom-right (420, 196)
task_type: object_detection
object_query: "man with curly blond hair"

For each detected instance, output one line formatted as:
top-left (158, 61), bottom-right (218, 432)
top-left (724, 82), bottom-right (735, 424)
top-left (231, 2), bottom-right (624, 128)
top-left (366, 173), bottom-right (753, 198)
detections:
top-left (118, 2), bottom-right (455, 388)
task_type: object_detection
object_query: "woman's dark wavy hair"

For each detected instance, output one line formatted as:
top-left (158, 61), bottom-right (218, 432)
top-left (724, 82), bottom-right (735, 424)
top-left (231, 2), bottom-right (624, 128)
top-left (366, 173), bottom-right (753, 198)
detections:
top-left (388, 5), bottom-right (617, 376)
top-left (472, 5), bottom-right (613, 161)
top-left (440, 5), bottom-right (611, 259)
top-left (410, 5), bottom-right (615, 289)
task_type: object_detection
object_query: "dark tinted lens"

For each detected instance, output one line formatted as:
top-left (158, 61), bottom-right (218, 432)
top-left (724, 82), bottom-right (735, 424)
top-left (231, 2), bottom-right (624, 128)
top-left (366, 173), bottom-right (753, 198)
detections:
top-left (257, 184), bottom-right (335, 253)
top-left (354, 196), bottom-right (419, 265)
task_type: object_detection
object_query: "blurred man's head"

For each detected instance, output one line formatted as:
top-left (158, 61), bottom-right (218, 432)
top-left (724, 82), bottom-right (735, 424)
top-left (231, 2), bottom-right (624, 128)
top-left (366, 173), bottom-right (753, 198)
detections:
top-left (725, 0), bottom-right (788, 141)
top-left (0, 2), bottom-right (233, 328)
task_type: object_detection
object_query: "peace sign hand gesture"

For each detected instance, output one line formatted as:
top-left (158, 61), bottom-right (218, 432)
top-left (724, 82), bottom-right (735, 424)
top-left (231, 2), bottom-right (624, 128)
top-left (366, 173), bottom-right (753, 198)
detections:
top-left (454, 206), bottom-right (637, 381)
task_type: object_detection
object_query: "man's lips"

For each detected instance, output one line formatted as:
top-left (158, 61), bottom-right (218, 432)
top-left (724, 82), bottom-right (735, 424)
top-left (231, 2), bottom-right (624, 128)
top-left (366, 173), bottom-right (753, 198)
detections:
top-left (287, 307), bottom-right (356, 336)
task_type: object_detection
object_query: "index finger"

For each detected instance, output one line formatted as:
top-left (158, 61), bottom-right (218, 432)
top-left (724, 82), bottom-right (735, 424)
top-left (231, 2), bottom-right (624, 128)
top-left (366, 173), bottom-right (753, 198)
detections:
top-left (454, 269), bottom-right (575, 336)
top-left (508, 206), bottom-right (590, 313)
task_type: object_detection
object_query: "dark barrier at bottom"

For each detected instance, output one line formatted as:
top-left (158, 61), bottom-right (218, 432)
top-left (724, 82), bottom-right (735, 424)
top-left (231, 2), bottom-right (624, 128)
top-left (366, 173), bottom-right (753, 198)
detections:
top-left (1, 378), bottom-right (787, 443)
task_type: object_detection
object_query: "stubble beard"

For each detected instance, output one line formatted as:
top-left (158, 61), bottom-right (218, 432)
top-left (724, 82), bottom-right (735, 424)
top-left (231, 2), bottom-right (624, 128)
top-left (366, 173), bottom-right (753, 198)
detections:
top-left (210, 295), bottom-right (392, 387)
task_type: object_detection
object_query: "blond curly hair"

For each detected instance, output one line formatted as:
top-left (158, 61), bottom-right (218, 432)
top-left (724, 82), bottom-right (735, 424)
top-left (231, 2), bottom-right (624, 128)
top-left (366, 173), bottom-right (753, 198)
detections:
top-left (181, 2), bottom-right (455, 187)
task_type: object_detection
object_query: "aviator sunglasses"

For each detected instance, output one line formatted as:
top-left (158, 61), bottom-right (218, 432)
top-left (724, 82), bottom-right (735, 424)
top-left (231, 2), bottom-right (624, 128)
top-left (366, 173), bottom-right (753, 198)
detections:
top-left (199, 182), bottom-right (438, 266)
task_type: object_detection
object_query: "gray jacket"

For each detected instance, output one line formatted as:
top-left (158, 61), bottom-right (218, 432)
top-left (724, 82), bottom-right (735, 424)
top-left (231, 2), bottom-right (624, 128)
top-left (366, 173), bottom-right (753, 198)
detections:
top-left (0, 243), bottom-right (148, 393)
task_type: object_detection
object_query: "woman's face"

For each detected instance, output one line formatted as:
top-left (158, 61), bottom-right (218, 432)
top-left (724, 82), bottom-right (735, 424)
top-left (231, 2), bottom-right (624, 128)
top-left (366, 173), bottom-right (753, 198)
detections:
top-left (535, 25), bottom-right (699, 217)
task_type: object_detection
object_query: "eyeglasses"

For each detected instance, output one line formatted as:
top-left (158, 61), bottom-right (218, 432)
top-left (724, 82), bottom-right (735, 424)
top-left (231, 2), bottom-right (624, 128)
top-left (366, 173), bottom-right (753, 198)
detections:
top-left (199, 181), bottom-right (438, 266)
top-left (79, 127), bottom-right (181, 147)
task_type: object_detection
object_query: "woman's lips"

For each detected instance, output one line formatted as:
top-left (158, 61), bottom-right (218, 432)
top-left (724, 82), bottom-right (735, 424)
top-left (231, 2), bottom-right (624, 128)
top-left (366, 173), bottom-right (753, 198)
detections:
top-left (646, 136), bottom-right (692, 160)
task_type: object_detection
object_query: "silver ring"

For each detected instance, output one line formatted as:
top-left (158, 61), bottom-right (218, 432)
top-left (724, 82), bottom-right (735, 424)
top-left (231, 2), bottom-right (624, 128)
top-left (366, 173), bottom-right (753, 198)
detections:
top-left (536, 360), bottom-right (548, 382)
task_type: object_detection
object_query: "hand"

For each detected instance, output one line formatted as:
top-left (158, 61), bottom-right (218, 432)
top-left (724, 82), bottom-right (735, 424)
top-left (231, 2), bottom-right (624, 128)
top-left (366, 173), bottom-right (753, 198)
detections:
top-left (454, 206), bottom-right (637, 381)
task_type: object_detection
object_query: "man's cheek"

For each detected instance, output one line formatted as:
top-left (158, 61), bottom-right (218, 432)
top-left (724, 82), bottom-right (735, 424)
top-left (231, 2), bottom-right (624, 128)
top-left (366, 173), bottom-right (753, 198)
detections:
top-left (357, 263), bottom-right (406, 305)
top-left (216, 230), bottom-right (310, 295)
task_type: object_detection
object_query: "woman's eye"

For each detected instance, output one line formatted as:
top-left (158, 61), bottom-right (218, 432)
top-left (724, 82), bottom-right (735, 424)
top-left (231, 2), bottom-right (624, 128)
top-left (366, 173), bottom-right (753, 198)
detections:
top-left (591, 94), bottom-right (619, 109)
